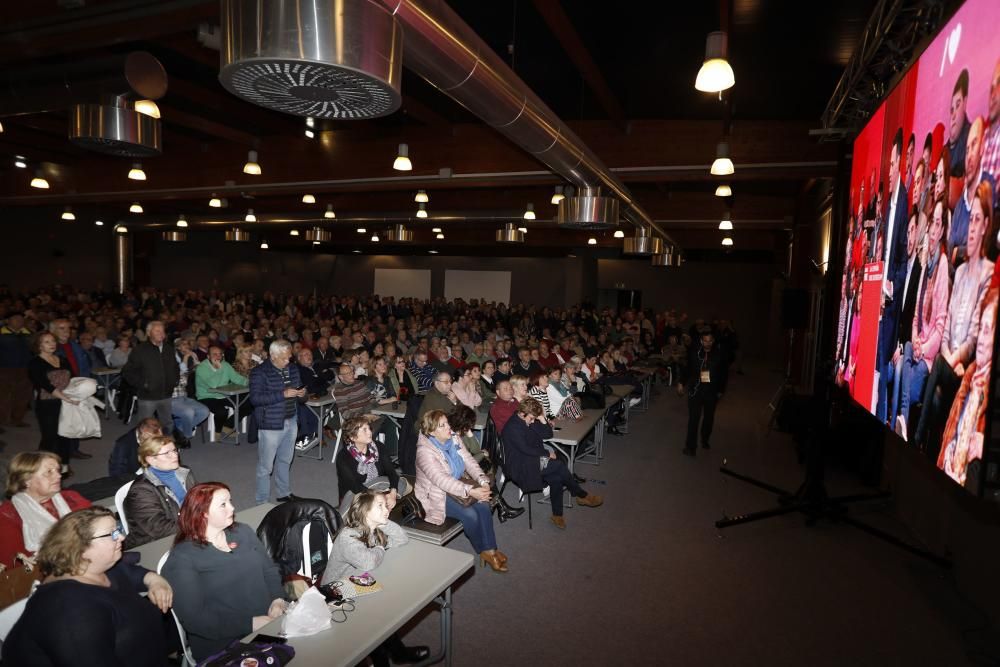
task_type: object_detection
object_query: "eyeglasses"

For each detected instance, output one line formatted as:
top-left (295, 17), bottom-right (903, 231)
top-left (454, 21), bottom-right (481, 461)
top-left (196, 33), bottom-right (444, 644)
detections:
top-left (152, 448), bottom-right (179, 458)
top-left (92, 524), bottom-right (125, 541)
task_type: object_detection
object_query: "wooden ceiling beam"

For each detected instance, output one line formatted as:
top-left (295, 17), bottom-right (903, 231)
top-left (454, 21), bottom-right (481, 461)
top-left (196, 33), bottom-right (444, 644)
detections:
top-left (531, 0), bottom-right (628, 131)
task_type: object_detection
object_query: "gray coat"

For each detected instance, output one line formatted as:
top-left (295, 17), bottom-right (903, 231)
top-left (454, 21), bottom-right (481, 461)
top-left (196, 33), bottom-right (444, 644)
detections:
top-left (320, 521), bottom-right (408, 585)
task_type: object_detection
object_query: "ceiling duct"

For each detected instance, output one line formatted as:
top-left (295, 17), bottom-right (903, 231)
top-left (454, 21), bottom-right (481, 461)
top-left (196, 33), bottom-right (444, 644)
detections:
top-left (377, 0), bottom-right (676, 246)
top-left (556, 187), bottom-right (619, 230)
top-left (0, 51), bottom-right (167, 117)
top-left (495, 223), bottom-right (524, 243)
top-left (651, 248), bottom-right (682, 267)
top-left (386, 224), bottom-right (413, 242)
top-left (225, 227), bottom-right (251, 242)
top-left (162, 231), bottom-right (187, 242)
top-left (304, 226), bottom-right (332, 242)
top-left (623, 227), bottom-right (664, 256)
top-left (219, 0), bottom-right (402, 119)
top-left (69, 101), bottom-right (162, 157)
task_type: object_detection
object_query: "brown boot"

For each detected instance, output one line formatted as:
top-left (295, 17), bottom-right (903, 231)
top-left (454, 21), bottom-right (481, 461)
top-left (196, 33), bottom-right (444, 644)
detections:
top-left (479, 550), bottom-right (508, 572)
top-left (576, 493), bottom-right (604, 507)
top-left (550, 516), bottom-right (566, 529)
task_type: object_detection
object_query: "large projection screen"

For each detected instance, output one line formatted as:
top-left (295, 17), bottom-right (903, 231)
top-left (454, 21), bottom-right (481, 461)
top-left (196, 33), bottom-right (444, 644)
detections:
top-left (833, 0), bottom-right (1000, 493)
top-left (373, 268), bottom-right (431, 300)
top-left (443, 270), bottom-right (511, 305)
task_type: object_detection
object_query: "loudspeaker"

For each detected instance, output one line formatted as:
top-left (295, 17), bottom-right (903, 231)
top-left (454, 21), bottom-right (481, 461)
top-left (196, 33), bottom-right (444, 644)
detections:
top-left (781, 288), bottom-right (809, 330)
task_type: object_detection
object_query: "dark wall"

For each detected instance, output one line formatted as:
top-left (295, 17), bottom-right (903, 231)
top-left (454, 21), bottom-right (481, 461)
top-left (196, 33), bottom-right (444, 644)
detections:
top-left (1, 214), bottom-right (117, 290)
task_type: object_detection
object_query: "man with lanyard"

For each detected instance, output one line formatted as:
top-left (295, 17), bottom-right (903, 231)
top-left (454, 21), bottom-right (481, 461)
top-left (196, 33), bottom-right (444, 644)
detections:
top-left (49, 318), bottom-right (92, 459)
top-left (678, 331), bottom-right (728, 456)
top-left (249, 340), bottom-right (305, 504)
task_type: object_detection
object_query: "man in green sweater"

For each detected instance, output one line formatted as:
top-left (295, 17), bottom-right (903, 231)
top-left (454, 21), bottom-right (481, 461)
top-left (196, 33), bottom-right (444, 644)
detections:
top-left (196, 346), bottom-right (247, 438)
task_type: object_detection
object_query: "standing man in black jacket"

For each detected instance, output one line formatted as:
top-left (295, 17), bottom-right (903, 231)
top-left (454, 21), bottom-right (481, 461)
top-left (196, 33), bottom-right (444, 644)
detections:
top-left (678, 331), bottom-right (729, 456)
top-left (123, 321), bottom-right (179, 437)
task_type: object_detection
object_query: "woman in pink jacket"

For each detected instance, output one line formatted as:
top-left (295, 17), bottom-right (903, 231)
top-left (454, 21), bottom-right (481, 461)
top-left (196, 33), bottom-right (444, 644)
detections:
top-left (897, 196), bottom-right (952, 440)
top-left (414, 409), bottom-right (507, 573)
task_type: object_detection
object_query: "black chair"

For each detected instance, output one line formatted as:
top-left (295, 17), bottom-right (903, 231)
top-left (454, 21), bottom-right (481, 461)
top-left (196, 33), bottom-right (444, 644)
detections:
top-left (256, 497), bottom-right (342, 582)
top-left (496, 430), bottom-right (543, 529)
top-left (398, 394), bottom-right (424, 476)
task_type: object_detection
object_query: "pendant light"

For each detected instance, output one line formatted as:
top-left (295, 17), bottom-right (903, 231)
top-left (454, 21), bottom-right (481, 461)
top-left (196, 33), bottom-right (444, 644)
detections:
top-left (324, 204), bottom-right (336, 219)
top-left (134, 100), bottom-right (161, 118)
top-left (614, 230), bottom-right (625, 238)
top-left (432, 227), bottom-right (442, 233)
top-left (415, 190), bottom-right (429, 203)
top-left (209, 195), bottom-right (222, 208)
top-left (393, 144), bottom-right (412, 171)
top-left (61, 207), bottom-right (75, 221)
top-left (416, 203), bottom-right (428, 218)
top-left (719, 212), bottom-right (733, 231)
top-left (722, 236), bottom-right (734, 246)
top-left (260, 240), bottom-right (269, 249)
top-left (436, 233), bottom-right (445, 240)
top-left (371, 232), bottom-right (380, 242)
top-left (302, 194), bottom-right (316, 204)
top-left (95, 219), bottom-right (105, 226)
top-left (290, 229), bottom-right (300, 236)
top-left (715, 184), bottom-right (732, 197)
top-left (127, 162), bottom-right (146, 180)
top-left (243, 150), bottom-right (261, 175)
top-left (551, 186), bottom-right (565, 205)
top-left (30, 170), bottom-right (49, 189)
top-left (176, 214), bottom-right (188, 228)
top-left (710, 141), bottom-right (734, 176)
top-left (523, 203), bottom-right (536, 220)
top-left (357, 227), bottom-right (367, 233)
top-left (128, 202), bottom-right (143, 214)
top-left (14, 156), bottom-right (26, 169)
top-left (245, 209), bottom-right (256, 223)
top-left (518, 226), bottom-right (528, 234)
top-left (587, 237), bottom-right (597, 245)
top-left (695, 31), bottom-right (735, 93)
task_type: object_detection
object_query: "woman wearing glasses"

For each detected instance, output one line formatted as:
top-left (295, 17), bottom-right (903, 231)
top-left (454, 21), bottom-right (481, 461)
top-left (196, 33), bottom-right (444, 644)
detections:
top-left (162, 482), bottom-right (286, 662)
top-left (122, 436), bottom-right (197, 550)
top-left (1, 506), bottom-right (174, 666)
top-left (0, 451), bottom-right (91, 568)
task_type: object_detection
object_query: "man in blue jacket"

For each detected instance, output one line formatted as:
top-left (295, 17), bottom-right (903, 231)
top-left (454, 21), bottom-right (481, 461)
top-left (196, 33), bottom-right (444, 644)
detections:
top-left (250, 339), bottom-right (306, 504)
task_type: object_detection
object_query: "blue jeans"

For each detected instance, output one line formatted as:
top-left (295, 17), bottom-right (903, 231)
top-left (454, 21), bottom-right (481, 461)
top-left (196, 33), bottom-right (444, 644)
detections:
top-left (171, 397), bottom-right (210, 436)
top-left (256, 417), bottom-right (297, 503)
top-left (899, 344), bottom-right (930, 437)
top-left (444, 495), bottom-right (497, 553)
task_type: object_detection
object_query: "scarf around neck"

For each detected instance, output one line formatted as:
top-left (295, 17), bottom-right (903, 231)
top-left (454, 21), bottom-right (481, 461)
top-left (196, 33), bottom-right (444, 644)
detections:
top-left (349, 442), bottom-right (380, 483)
top-left (12, 492), bottom-right (72, 552)
top-left (429, 435), bottom-right (465, 479)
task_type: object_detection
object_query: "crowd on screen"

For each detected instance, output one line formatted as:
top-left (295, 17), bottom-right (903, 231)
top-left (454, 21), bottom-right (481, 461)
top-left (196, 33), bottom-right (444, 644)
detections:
top-left (0, 285), bottom-right (742, 664)
top-left (835, 60), bottom-right (1000, 487)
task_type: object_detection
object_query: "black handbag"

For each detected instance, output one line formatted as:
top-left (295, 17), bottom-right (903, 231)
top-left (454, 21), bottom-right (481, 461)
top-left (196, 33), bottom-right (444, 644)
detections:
top-left (197, 640), bottom-right (295, 666)
top-left (396, 494), bottom-right (426, 525)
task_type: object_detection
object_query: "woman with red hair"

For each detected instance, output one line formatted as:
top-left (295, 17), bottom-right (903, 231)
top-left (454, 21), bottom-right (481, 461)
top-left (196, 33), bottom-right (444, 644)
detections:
top-left (161, 482), bottom-right (286, 661)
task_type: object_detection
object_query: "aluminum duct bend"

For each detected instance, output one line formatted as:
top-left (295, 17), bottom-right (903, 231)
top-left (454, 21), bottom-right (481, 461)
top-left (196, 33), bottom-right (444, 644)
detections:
top-left (379, 0), bottom-right (677, 248)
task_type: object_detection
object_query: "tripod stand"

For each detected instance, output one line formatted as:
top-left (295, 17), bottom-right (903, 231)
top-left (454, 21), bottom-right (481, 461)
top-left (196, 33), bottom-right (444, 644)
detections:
top-left (716, 396), bottom-right (951, 569)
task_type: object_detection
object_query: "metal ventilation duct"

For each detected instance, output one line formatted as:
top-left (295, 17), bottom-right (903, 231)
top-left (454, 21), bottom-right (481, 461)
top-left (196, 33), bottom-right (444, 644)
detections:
top-left (378, 0), bottom-right (676, 247)
top-left (69, 102), bottom-right (162, 157)
top-left (385, 224), bottom-right (413, 242)
top-left (623, 227), bottom-right (664, 256)
top-left (496, 223), bottom-right (524, 243)
top-left (556, 187), bottom-right (620, 230)
top-left (304, 227), bottom-right (332, 242)
top-left (219, 0), bottom-right (402, 119)
top-left (651, 249), bottom-right (682, 267)
top-left (162, 231), bottom-right (187, 242)
top-left (225, 227), bottom-right (251, 242)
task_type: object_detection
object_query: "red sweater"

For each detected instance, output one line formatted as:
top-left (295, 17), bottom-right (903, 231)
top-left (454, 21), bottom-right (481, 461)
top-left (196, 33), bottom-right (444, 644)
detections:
top-left (0, 491), bottom-right (91, 567)
top-left (489, 398), bottom-right (519, 434)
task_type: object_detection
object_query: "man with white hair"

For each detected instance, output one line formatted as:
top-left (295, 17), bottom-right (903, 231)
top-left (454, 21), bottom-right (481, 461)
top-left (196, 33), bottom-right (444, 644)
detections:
top-left (122, 320), bottom-right (179, 435)
top-left (250, 339), bottom-right (306, 503)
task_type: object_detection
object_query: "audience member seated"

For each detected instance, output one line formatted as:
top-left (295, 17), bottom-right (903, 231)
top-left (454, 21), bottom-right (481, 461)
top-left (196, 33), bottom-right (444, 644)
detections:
top-left (332, 362), bottom-right (379, 419)
top-left (489, 380), bottom-right (519, 434)
top-left (335, 415), bottom-right (407, 516)
top-left (513, 347), bottom-right (542, 377)
top-left (195, 345), bottom-right (248, 438)
top-left (407, 350), bottom-right (435, 392)
top-left (366, 354), bottom-right (400, 404)
top-left (452, 364), bottom-right (483, 410)
top-left (171, 337), bottom-right (209, 448)
top-left (494, 357), bottom-right (513, 383)
top-left (0, 452), bottom-right (91, 568)
top-left (231, 345), bottom-right (258, 378)
top-left (296, 347), bottom-right (332, 396)
top-left (107, 336), bottom-right (132, 368)
top-left (108, 417), bottom-right (163, 479)
top-left (501, 398), bottom-right (603, 530)
top-left (78, 331), bottom-right (107, 370)
top-left (414, 409), bottom-right (508, 572)
top-left (318, 491), bottom-right (429, 667)
top-left (1, 507), bottom-right (174, 667)
top-left (122, 435), bottom-right (197, 550)
top-left (389, 354), bottom-right (418, 401)
top-left (447, 405), bottom-right (525, 523)
top-left (415, 369), bottom-right (459, 430)
top-left (162, 482), bottom-right (287, 662)
top-left (544, 366), bottom-right (584, 421)
top-left (478, 359), bottom-right (497, 402)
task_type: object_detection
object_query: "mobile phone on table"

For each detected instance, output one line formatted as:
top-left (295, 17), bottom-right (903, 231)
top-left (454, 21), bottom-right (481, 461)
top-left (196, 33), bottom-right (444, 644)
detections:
top-left (251, 633), bottom-right (288, 644)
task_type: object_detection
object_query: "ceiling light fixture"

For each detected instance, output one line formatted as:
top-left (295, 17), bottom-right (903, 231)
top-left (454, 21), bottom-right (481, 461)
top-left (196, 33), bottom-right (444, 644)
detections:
top-left (518, 226), bottom-right (528, 234)
top-left (128, 202), bottom-right (143, 214)
top-left (436, 233), bottom-right (445, 240)
top-left (115, 224), bottom-right (128, 234)
top-left (245, 208), bottom-right (256, 223)
top-left (551, 186), bottom-right (565, 205)
top-left (719, 212), bottom-right (733, 231)
top-left (313, 240), bottom-right (320, 245)
top-left (416, 203), bottom-right (428, 218)
top-left (134, 99), bottom-right (161, 119)
top-left (614, 230), bottom-right (625, 238)
top-left (305, 117), bottom-right (315, 128)
top-left (127, 162), bottom-right (146, 180)
top-left (357, 227), bottom-right (367, 233)
top-left (695, 31), bottom-right (735, 93)
top-left (393, 143), bottom-right (412, 171)
top-left (14, 156), bottom-right (26, 169)
top-left (95, 219), bottom-right (104, 226)
top-left (588, 237), bottom-right (597, 245)
top-left (371, 233), bottom-right (380, 242)
top-left (722, 236), bottom-right (734, 246)
top-left (260, 240), bottom-right (269, 249)
top-left (0, 120), bottom-right (3, 132)
top-left (30, 170), bottom-right (49, 189)
top-left (415, 190), bottom-right (429, 203)
top-left (243, 150), bottom-right (261, 175)
top-left (429, 250), bottom-right (439, 254)
top-left (324, 204), bottom-right (336, 219)
top-left (302, 194), bottom-right (316, 204)
top-left (304, 129), bottom-right (315, 139)
top-left (711, 141), bottom-right (734, 176)
top-left (432, 227), bottom-right (442, 233)
top-left (176, 214), bottom-right (188, 228)
top-left (209, 195), bottom-right (222, 208)
top-left (61, 207), bottom-right (75, 221)
top-left (523, 203), bottom-right (536, 220)
top-left (715, 184), bottom-right (732, 197)
top-left (290, 229), bottom-right (300, 236)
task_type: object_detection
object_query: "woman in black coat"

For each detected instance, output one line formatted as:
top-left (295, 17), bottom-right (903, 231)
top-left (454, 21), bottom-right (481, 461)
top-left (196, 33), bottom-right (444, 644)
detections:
top-left (335, 415), bottom-right (406, 515)
top-left (499, 397), bottom-right (603, 530)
